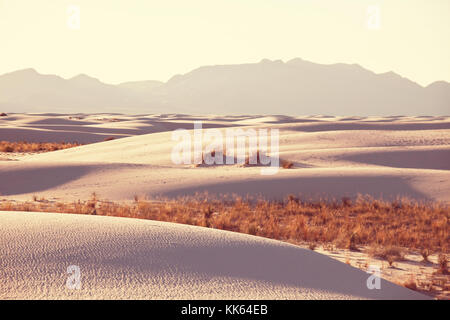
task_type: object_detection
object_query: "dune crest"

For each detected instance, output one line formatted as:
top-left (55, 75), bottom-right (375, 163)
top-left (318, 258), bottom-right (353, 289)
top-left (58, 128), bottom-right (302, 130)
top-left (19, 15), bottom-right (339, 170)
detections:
top-left (0, 211), bottom-right (428, 299)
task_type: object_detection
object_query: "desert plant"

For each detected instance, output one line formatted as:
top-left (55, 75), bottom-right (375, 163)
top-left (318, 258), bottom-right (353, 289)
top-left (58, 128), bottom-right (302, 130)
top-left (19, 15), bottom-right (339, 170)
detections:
top-left (437, 254), bottom-right (448, 275)
top-left (421, 248), bottom-right (431, 263)
top-left (0, 141), bottom-right (81, 153)
top-left (403, 277), bottom-right (418, 291)
top-left (0, 145), bottom-right (13, 152)
top-left (348, 232), bottom-right (360, 251)
top-left (342, 197), bottom-right (352, 207)
top-left (370, 245), bottom-right (405, 266)
top-left (280, 159), bottom-right (294, 169)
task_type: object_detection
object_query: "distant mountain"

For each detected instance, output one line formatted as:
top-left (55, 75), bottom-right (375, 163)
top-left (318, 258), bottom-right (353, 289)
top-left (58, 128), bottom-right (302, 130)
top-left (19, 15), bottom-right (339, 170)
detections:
top-left (0, 69), bottom-right (152, 113)
top-left (152, 58), bottom-right (450, 115)
top-left (0, 59), bottom-right (449, 115)
top-left (118, 80), bottom-right (164, 93)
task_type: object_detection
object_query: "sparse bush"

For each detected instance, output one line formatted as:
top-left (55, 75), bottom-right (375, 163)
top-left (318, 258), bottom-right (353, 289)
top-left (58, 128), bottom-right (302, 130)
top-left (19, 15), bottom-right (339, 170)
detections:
top-left (280, 159), bottom-right (294, 169)
top-left (370, 245), bottom-right (405, 266)
top-left (437, 254), bottom-right (448, 275)
top-left (245, 223), bottom-right (258, 236)
top-left (323, 243), bottom-right (336, 252)
top-left (193, 149), bottom-right (295, 169)
top-left (348, 233), bottom-right (360, 251)
top-left (342, 197), bottom-right (352, 207)
top-left (387, 255), bottom-right (396, 267)
top-left (403, 278), bottom-right (418, 291)
top-left (287, 194), bottom-right (298, 203)
top-left (0, 145), bottom-right (13, 152)
top-left (421, 248), bottom-right (431, 263)
top-left (0, 141), bottom-right (81, 153)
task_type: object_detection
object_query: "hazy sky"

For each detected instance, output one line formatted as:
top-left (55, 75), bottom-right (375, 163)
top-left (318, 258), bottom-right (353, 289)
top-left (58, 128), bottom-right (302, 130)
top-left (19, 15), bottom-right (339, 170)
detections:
top-left (1, 0), bottom-right (449, 86)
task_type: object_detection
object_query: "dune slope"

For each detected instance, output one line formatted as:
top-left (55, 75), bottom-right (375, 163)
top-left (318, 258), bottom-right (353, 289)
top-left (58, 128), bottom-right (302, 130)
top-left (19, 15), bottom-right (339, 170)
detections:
top-left (1, 115), bottom-right (449, 202)
top-left (0, 211), bottom-right (428, 299)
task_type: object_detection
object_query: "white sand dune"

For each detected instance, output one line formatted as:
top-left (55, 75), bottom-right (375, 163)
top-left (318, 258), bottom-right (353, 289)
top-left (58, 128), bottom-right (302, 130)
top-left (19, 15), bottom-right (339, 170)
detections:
top-left (0, 211), bottom-right (428, 299)
top-left (0, 114), bottom-right (447, 300)
top-left (1, 114), bottom-right (449, 202)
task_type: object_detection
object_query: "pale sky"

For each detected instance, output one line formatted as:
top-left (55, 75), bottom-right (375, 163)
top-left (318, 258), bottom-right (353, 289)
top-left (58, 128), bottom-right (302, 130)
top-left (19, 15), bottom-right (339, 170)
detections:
top-left (0, 0), bottom-right (449, 86)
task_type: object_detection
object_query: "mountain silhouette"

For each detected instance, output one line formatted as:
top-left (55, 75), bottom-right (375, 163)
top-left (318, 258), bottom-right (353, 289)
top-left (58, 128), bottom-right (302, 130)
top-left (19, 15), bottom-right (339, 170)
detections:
top-left (0, 59), bottom-right (448, 115)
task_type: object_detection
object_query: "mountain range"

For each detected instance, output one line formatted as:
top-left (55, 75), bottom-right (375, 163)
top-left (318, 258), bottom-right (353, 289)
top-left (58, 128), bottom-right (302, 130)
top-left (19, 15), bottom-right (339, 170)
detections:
top-left (0, 58), bottom-right (448, 115)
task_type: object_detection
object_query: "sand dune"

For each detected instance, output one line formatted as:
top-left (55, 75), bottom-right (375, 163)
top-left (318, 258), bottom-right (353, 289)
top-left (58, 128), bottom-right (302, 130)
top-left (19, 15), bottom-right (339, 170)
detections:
top-left (1, 114), bottom-right (449, 202)
top-left (0, 114), bottom-right (448, 300)
top-left (0, 211), bottom-right (428, 299)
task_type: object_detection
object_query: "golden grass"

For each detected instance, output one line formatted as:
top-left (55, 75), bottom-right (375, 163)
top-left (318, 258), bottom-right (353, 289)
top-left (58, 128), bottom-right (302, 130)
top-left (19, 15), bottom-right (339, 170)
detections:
top-left (403, 278), bottom-right (418, 291)
top-left (280, 159), bottom-right (294, 169)
top-left (369, 245), bottom-right (406, 266)
top-left (1, 194), bottom-right (447, 254)
top-left (0, 141), bottom-right (81, 153)
top-left (437, 254), bottom-right (449, 275)
top-left (1, 193), bottom-right (448, 298)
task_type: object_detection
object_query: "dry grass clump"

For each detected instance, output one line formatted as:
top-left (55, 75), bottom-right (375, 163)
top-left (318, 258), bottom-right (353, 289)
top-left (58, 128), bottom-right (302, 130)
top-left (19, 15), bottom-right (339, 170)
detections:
top-left (370, 245), bottom-right (406, 266)
top-left (421, 248), bottom-right (431, 263)
top-left (1, 194), bottom-right (448, 255)
top-left (403, 277), bottom-right (418, 291)
top-left (194, 149), bottom-right (225, 167)
top-left (0, 141), bottom-right (81, 153)
top-left (193, 149), bottom-right (295, 169)
top-left (244, 151), bottom-right (295, 169)
top-left (0, 144), bottom-right (14, 152)
top-left (280, 159), bottom-right (294, 169)
top-left (437, 254), bottom-right (449, 275)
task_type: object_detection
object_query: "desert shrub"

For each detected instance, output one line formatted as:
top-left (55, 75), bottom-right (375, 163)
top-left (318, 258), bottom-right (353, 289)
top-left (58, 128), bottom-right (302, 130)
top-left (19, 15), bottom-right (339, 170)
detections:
top-left (280, 159), bottom-right (294, 169)
top-left (194, 149), bottom-right (295, 169)
top-left (403, 278), bottom-right (418, 291)
top-left (342, 197), bottom-right (352, 207)
top-left (370, 245), bottom-right (405, 266)
top-left (0, 144), bottom-right (14, 152)
top-left (0, 141), bottom-right (81, 153)
top-left (421, 248), bottom-right (431, 263)
top-left (437, 254), bottom-right (448, 275)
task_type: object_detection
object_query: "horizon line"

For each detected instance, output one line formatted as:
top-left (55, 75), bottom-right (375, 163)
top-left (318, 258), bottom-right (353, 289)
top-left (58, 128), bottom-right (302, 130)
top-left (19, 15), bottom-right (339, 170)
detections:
top-left (2, 57), bottom-right (448, 88)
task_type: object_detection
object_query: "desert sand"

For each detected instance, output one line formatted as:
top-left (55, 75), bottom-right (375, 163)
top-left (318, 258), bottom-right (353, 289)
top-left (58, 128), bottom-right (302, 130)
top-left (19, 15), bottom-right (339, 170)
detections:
top-left (0, 113), bottom-right (448, 299)
top-left (0, 211), bottom-right (428, 299)
top-left (0, 113), bottom-right (449, 203)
